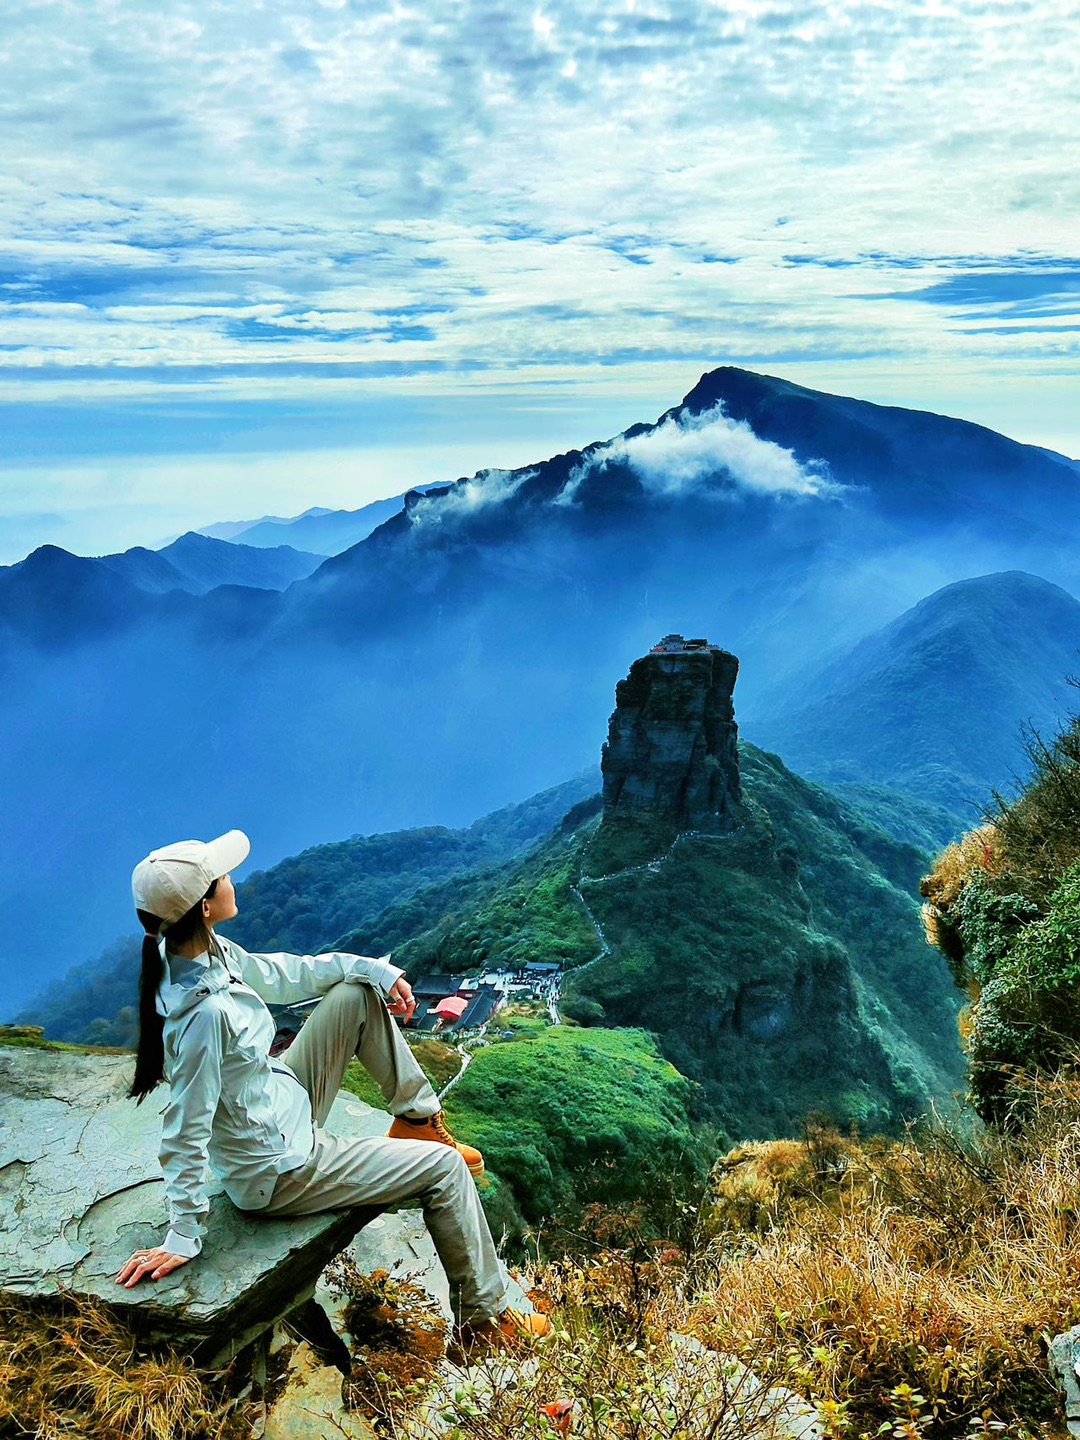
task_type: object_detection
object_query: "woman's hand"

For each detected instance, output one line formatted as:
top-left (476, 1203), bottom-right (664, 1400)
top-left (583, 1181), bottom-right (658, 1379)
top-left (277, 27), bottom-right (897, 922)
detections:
top-left (116, 1247), bottom-right (192, 1288)
top-left (387, 975), bottom-right (416, 1022)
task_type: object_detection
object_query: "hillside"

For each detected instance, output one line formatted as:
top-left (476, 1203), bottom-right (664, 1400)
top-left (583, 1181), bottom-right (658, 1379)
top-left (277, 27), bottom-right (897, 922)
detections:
top-left (750, 571), bottom-right (1080, 816)
top-left (7, 366), bottom-right (1080, 1008)
top-left (440, 1018), bottom-right (702, 1242)
top-left (18, 726), bottom-right (962, 1146)
top-left (340, 740), bottom-right (963, 1141)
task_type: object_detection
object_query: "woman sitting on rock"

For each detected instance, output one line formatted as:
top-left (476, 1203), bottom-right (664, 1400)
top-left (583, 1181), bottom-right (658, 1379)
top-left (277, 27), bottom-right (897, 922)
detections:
top-left (115, 829), bottom-right (548, 1357)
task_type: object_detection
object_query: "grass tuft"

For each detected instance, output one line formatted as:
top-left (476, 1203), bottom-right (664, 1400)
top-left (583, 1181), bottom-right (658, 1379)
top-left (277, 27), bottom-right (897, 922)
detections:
top-left (0, 1291), bottom-right (251, 1439)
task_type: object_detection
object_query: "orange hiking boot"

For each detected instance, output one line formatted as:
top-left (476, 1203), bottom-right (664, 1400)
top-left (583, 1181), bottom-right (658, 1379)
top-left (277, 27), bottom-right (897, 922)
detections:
top-left (448, 1308), bottom-right (553, 1364)
top-left (386, 1110), bottom-right (485, 1177)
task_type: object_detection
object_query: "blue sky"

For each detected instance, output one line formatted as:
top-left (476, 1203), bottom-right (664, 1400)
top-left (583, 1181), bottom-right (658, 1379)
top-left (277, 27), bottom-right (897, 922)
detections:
top-left (1, 0), bottom-right (1078, 562)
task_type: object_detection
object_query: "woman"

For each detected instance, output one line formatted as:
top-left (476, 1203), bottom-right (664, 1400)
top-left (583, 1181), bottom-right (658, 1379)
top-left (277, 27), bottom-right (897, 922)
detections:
top-left (115, 829), bottom-right (548, 1355)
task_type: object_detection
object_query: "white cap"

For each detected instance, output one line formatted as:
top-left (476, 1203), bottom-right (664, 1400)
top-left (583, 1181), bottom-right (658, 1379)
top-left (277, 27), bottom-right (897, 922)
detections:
top-left (132, 830), bottom-right (251, 926)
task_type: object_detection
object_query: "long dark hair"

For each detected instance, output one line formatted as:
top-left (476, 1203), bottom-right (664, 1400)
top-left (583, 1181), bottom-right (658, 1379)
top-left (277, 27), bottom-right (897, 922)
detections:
top-left (130, 879), bottom-right (218, 1103)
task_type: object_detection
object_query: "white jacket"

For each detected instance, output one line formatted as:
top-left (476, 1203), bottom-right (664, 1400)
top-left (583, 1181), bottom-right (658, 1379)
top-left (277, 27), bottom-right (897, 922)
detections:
top-left (155, 934), bottom-right (402, 1257)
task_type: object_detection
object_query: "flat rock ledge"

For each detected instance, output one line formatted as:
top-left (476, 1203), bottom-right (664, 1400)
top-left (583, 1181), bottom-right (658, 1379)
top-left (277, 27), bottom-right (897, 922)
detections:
top-left (0, 1044), bottom-right (383, 1367)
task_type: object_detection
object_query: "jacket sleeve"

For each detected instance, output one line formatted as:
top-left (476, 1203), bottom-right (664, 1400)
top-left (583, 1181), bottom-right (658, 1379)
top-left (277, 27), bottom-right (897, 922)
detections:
top-left (221, 938), bottom-right (404, 1006)
top-left (158, 999), bottom-right (230, 1258)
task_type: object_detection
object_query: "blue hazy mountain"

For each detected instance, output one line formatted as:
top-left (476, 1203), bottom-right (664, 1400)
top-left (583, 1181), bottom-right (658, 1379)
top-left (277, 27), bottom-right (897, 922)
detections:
top-left (18, 769), bottom-right (601, 1045)
top-left (199, 506), bottom-right (336, 541)
top-left (198, 491), bottom-right (443, 555)
top-left (3, 366), bottom-right (1080, 1012)
top-left (750, 571), bottom-right (1080, 821)
top-left (99, 531), bottom-right (326, 593)
top-left (0, 531), bottom-right (322, 658)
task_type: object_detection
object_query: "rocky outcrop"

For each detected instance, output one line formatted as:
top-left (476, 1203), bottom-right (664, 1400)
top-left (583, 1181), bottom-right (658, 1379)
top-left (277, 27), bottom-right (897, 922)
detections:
top-left (601, 635), bottom-right (741, 830)
top-left (0, 1042), bottom-right (381, 1367)
top-left (1049, 1326), bottom-right (1080, 1437)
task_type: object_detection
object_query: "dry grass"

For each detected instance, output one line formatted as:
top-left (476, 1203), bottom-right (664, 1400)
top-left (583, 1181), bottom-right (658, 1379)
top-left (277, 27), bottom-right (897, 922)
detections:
top-left (921, 826), bottom-right (1006, 986)
top-left (690, 1080), bottom-right (1080, 1438)
top-left (327, 1096), bottom-right (1080, 1437)
top-left (0, 1291), bottom-right (251, 1440)
top-left (921, 826), bottom-right (1006, 914)
top-left (323, 1258), bottom-right (448, 1430)
top-left (708, 1129), bottom-right (859, 1235)
top-left (418, 1259), bottom-right (792, 1440)
top-left (9, 1084), bottom-right (1080, 1440)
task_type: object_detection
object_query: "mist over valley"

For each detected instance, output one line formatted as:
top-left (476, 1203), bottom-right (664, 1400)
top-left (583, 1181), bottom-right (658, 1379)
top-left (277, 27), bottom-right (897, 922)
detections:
top-left (3, 366), bottom-right (1080, 1013)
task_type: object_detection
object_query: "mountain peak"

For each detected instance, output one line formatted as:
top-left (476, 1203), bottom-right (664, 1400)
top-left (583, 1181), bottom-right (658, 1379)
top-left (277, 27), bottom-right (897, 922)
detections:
top-left (14, 544), bottom-right (87, 575)
top-left (678, 365), bottom-right (794, 416)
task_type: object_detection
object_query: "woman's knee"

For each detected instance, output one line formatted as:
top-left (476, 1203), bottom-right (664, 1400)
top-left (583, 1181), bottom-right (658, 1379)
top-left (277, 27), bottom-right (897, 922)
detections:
top-left (424, 1144), bottom-right (471, 1199)
top-left (321, 979), bottom-right (376, 1015)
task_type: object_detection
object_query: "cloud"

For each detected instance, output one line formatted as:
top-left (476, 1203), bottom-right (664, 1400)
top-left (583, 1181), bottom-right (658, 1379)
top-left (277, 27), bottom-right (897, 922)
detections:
top-left (556, 403), bottom-right (837, 504)
top-left (407, 468), bottom-right (535, 526)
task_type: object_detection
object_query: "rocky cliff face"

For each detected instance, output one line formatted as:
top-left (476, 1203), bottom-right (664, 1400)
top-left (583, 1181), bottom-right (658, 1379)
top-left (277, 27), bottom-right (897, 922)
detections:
top-left (601, 636), bottom-right (741, 832)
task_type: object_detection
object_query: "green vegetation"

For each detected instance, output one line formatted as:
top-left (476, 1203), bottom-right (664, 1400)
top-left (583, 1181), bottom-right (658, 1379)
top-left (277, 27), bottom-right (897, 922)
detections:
top-left (231, 769), bottom-right (598, 955)
top-left (0, 1027), bottom-right (124, 1054)
top-left (379, 845), bottom-right (598, 977)
top-left (923, 704), bottom-right (1080, 1122)
top-left (337, 1013), bottom-right (706, 1250)
top-left (825, 779), bottom-right (963, 852)
top-left (332, 812), bottom-right (606, 974)
top-left (16, 934), bottom-right (141, 1047)
top-left (567, 748), bottom-right (962, 1137)
top-left (442, 1020), bottom-right (705, 1243)
top-left (340, 1037), bottom-right (461, 1109)
top-left (966, 864), bottom-right (1080, 1120)
top-left (233, 827), bottom-right (502, 954)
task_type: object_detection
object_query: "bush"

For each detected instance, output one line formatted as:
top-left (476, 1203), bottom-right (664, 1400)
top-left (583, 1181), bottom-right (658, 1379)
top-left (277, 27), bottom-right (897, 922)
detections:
top-left (922, 702), bottom-right (1080, 1118)
top-left (987, 712), bottom-right (1080, 905)
top-left (967, 864), bottom-right (1080, 1123)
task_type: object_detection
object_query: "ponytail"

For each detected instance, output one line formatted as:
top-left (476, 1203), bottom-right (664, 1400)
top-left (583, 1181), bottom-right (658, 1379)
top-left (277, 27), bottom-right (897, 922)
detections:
top-left (129, 879), bottom-right (219, 1104)
top-left (130, 911), bottom-right (165, 1103)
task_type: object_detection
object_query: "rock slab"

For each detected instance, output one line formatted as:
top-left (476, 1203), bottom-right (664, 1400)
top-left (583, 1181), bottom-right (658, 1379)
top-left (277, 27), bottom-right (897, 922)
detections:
top-left (0, 1044), bottom-right (384, 1366)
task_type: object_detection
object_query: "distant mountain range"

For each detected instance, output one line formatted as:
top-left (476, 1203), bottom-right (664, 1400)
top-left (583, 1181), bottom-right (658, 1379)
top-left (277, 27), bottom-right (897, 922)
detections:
top-left (99, 531), bottom-right (326, 593)
top-left (3, 366), bottom-right (1080, 1011)
top-left (197, 489), bottom-right (443, 555)
top-left (0, 530), bottom-right (324, 640)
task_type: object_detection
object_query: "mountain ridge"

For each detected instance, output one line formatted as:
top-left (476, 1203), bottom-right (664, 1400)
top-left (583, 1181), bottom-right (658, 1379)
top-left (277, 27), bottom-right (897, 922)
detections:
top-left (5, 366), bottom-right (1080, 1005)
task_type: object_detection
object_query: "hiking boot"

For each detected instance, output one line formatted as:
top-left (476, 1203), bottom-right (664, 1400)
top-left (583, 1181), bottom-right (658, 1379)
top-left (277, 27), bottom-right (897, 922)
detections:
top-left (281, 1298), bottom-right (353, 1377)
top-left (448, 1308), bottom-right (553, 1365)
top-left (386, 1111), bottom-right (485, 1177)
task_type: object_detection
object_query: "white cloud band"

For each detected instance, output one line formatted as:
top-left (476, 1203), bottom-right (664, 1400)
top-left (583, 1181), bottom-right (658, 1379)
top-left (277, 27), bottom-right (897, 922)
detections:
top-left (556, 403), bottom-right (837, 504)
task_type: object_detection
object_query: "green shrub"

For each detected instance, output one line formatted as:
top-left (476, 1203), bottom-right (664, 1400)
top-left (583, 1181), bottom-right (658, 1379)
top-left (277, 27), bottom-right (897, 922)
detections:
top-left (968, 863), bottom-right (1080, 1122)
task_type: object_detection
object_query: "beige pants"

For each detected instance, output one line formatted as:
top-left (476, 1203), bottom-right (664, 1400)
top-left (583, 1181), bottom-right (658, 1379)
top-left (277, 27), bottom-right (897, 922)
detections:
top-left (261, 980), bottom-right (507, 1324)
